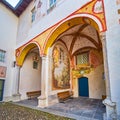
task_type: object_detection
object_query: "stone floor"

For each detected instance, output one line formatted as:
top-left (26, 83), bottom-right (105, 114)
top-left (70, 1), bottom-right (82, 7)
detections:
top-left (15, 97), bottom-right (106, 120)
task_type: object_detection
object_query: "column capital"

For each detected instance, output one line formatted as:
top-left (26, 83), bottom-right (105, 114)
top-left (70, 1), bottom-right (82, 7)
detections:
top-left (41, 55), bottom-right (49, 61)
top-left (16, 65), bottom-right (21, 69)
top-left (100, 32), bottom-right (106, 43)
top-left (15, 63), bottom-right (22, 68)
top-left (12, 64), bottom-right (21, 101)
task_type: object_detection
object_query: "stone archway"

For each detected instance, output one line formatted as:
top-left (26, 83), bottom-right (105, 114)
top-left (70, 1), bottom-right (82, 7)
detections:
top-left (47, 21), bottom-right (106, 99)
top-left (16, 42), bottom-right (41, 66)
top-left (14, 43), bottom-right (42, 102)
top-left (43, 16), bottom-right (102, 55)
top-left (43, 16), bottom-right (109, 112)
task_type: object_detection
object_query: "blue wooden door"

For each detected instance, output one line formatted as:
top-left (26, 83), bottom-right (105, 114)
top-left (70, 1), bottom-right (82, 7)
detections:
top-left (0, 79), bottom-right (4, 101)
top-left (78, 77), bottom-right (89, 97)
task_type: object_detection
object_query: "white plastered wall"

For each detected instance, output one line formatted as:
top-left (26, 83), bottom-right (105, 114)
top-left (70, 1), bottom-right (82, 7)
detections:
top-left (87, 64), bottom-right (106, 99)
top-left (73, 64), bottom-right (106, 99)
top-left (104, 0), bottom-right (120, 115)
top-left (20, 52), bottom-right (41, 100)
top-left (16, 0), bottom-right (93, 47)
top-left (0, 3), bottom-right (18, 101)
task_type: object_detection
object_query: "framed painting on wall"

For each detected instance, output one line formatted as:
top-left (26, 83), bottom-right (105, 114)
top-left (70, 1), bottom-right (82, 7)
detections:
top-left (0, 66), bottom-right (7, 78)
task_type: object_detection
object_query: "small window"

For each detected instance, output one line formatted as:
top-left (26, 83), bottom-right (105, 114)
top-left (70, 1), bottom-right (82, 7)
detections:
top-left (0, 50), bottom-right (6, 63)
top-left (49, 0), bottom-right (56, 7)
top-left (31, 7), bottom-right (36, 22)
top-left (33, 61), bottom-right (38, 69)
top-left (77, 52), bottom-right (89, 65)
top-left (47, 0), bottom-right (57, 13)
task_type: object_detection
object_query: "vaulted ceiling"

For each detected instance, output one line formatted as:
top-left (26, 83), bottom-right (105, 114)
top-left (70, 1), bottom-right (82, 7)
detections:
top-left (1, 0), bottom-right (33, 17)
top-left (55, 24), bottom-right (102, 57)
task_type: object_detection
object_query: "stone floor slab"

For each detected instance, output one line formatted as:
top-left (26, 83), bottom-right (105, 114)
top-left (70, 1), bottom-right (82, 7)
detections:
top-left (15, 97), bottom-right (105, 120)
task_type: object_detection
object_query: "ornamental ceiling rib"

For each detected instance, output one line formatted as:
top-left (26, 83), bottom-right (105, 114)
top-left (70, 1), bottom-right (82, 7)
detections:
top-left (69, 24), bottom-right (89, 55)
top-left (78, 33), bottom-right (100, 49)
top-left (72, 37), bottom-right (97, 54)
top-left (57, 39), bottom-right (69, 51)
top-left (55, 24), bottom-right (102, 57)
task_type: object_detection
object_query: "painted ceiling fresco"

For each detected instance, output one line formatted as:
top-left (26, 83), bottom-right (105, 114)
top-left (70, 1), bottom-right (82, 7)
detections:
top-left (56, 24), bottom-right (102, 58)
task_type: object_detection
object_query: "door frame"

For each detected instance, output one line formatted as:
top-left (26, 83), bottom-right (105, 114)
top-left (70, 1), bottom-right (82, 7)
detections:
top-left (0, 79), bottom-right (5, 101)
top-left (78, 77), bottom-right (89, 97)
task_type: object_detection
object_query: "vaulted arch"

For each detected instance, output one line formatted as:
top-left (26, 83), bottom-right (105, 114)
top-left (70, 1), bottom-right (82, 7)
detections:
top-left (43, 15), bottom-right (103, 55)
top-left (16, 42), bottom-right (41, 66)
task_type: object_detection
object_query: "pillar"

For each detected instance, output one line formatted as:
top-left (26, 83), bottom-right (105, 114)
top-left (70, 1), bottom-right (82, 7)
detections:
top-left (12, 65), bottom-right (21, 101)
top-left (100, 33), bottom-right (116, 120)
top-left (38, 56), bottom-right (48, 108)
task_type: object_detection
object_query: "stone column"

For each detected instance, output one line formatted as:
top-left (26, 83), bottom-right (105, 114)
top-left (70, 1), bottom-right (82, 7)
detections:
top-left (100, 33), bottom-right (116, 120)
top-left (12, 65), bottom-right (21, 101)
top-left (38, 56), bottom-right (48, 108)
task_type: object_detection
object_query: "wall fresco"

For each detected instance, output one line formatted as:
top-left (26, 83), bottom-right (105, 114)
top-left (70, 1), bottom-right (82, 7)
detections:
top-left (0, 66), bottom-right (6, 78)
top-left (52, 45), bottom-right (70, 89)
top-left (116, 0), bottom-right (120, 5)
top-left (89, 50), bottom-right (103, 68)
top-left (33, 0), bottom-right (46, 22)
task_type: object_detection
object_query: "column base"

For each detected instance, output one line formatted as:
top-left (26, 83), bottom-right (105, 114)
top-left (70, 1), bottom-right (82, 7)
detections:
top-left (47, 94), bottom-right (58, 106)
top-left (103, 97), bottom-right (117, 120)
top-left (37, 95), bottom-right (48, 108)
top-left (12, 93), bottom-right (21, 102)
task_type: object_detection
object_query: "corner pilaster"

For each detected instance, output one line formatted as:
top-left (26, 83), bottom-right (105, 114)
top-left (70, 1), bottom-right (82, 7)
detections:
top-left (12, 65), bottom-right (21, 101)
top-left (100, 32), bottom-right (117, 120)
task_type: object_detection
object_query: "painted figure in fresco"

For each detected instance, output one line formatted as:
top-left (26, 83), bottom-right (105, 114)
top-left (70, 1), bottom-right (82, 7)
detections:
top-left (35, 0), bottom-right (42, 20)
top-left (33, 0), bottom-right (46, 21)
top-left (52, 45), bottom-right (70, 89)
top-left (52, 46), bottom-right (59, 67)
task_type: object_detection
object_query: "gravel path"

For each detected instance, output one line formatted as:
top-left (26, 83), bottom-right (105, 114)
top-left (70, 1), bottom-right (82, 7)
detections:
top-left (0, 102), bottom-right (74, 120)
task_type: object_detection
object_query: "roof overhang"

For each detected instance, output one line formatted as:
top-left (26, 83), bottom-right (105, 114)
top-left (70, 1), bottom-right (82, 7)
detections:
top-left (1, 0), bottom-right (33, 17)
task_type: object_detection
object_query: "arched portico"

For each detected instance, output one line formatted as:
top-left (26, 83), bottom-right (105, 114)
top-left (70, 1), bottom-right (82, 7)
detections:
top-left (14, 0), bottom-right (116, 119)
top-left (42, 15), bottom-right (114, 119)
top-left (14, 42), bottom-right (42, 102)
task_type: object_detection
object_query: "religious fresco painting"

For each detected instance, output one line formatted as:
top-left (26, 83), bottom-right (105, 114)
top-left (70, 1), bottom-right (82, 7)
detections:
top-left (52, 45), bottom-right (70, 90)
top-left (32, 0), bottom-right (46, 23)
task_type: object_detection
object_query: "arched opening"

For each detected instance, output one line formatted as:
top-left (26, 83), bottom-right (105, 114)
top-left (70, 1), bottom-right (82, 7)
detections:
top-left (44, 16), bottom-right (102, 55)
top-left (18, 43), bottom-right (42, 101)
top-left (16, 42), bottom-right (41, 66)
top-left (46, 16), bottom-right (106, 103)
